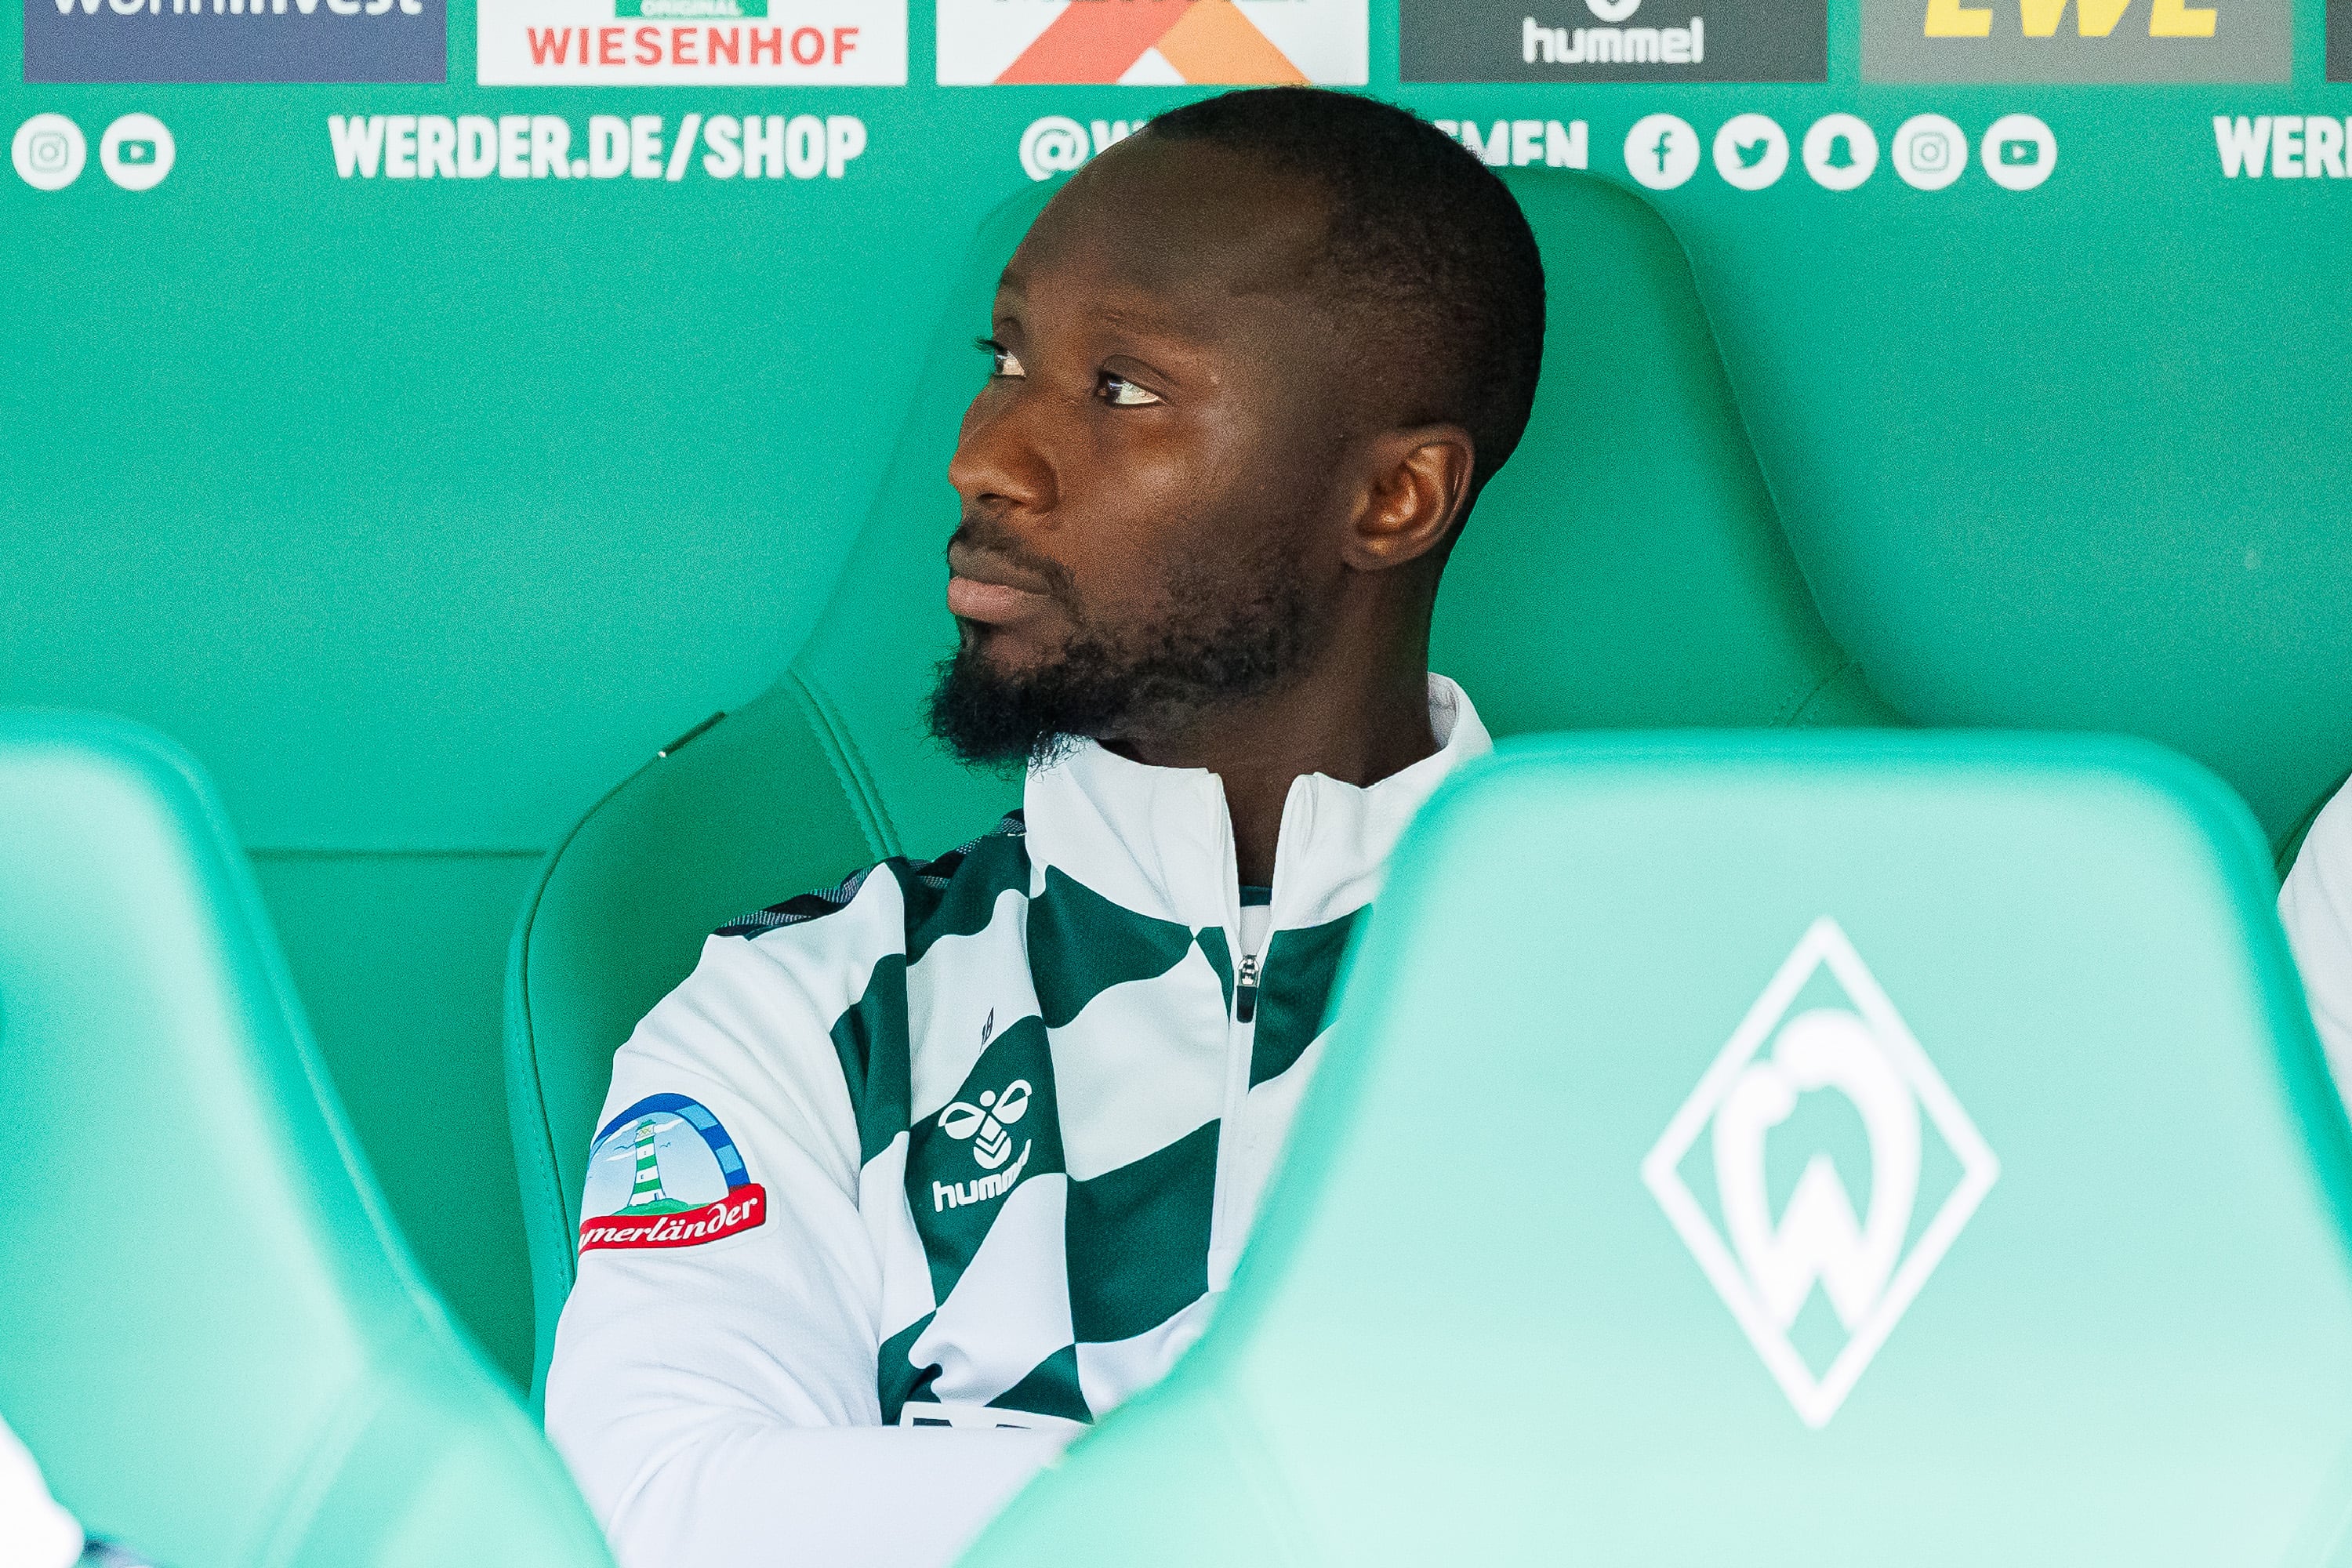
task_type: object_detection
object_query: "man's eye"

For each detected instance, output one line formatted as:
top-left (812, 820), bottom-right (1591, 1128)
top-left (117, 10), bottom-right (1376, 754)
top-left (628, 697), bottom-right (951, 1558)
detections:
top-left (1101, 375), bottom-right (1162, 408)
top-left (976, 339), bottom-right (1025, 378)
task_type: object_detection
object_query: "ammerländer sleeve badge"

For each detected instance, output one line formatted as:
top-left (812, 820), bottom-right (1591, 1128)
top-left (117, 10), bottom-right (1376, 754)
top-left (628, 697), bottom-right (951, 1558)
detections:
top-left (579, 1094), bottom-right (768, 1252)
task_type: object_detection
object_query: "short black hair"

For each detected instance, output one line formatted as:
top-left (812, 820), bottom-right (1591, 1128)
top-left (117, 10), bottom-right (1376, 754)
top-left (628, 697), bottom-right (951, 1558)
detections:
top-left (1142, 87), bottom-right (1547, 499)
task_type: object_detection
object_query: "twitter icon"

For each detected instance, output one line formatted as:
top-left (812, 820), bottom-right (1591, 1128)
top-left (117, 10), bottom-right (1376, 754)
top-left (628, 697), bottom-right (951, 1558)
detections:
top-left (1713, 112), bottom-right (1788, 191)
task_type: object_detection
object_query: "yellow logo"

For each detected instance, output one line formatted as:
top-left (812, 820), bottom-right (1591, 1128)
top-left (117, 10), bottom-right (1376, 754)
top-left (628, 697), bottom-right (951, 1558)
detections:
top-left (1923, 0), bottom-right (2212, 36)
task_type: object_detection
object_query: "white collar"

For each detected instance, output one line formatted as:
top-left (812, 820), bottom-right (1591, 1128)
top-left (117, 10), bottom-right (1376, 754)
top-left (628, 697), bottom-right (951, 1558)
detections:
top-left (1021, 675), bottom-right (1492, 936)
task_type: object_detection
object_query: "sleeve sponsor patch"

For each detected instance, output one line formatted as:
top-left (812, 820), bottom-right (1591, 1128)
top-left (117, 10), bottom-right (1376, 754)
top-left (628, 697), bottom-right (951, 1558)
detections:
top-left (579, 1093), bottom-right (767, 1252)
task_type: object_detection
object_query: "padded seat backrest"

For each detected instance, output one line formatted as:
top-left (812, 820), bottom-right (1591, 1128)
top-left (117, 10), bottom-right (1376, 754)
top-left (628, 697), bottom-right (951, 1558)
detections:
top-left (958, 732), bottom-right (2352, 1566)
top-left (0, 713), bottom-right (610, 1568)
top-left (506, 168), bottom-right (1896, 1395)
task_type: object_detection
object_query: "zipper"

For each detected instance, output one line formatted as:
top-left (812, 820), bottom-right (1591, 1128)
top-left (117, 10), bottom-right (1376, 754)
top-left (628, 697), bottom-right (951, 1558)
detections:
top-left (1210, 927), bottom-right (1263, 1290)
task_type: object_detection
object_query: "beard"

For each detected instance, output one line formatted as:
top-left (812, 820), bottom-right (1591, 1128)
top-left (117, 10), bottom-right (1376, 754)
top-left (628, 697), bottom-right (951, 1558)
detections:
top-left (927, 546), bottom-right (1314, 771)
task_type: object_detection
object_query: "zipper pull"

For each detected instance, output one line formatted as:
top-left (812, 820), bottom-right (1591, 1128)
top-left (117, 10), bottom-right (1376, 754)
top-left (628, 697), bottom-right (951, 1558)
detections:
top-left (1235, 952), bottom-right (1260, 1024)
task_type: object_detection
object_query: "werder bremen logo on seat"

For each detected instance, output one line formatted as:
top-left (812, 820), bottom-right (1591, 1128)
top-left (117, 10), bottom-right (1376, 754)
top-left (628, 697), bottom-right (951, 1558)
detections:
top-left (1643, 917), bottom-right (1998, 1428)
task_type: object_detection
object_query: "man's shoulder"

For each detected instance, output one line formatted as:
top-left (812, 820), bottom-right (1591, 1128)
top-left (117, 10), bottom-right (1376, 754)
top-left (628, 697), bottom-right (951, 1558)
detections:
top-left (710, 811), bottom-right (1031, 946)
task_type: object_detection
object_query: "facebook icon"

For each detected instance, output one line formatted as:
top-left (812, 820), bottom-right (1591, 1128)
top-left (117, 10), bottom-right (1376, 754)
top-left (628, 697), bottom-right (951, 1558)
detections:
top-left (1624, 112), bottom-right (1700, 189)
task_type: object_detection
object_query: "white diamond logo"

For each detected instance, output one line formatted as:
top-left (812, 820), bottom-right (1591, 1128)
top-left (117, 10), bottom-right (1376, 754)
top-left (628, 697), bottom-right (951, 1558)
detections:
top-left (1641, 916), bottom-right (1998, 1428)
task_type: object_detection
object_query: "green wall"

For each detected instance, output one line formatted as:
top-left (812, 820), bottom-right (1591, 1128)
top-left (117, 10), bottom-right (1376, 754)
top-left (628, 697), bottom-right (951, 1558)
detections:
top-left (9, 0), bottom-right (2352, 1386)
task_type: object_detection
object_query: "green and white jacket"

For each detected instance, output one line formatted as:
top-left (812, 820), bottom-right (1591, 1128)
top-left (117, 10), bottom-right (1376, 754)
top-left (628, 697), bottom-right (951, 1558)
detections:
top-left (546, 677), bottom-right (1490, 1568)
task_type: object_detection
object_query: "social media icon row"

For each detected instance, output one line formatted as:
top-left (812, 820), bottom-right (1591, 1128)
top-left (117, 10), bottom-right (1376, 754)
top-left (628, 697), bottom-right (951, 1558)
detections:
top-left (1624, 113), bottom-right (2055, 194)
top-left (12, 113), bottom-right (176, 192)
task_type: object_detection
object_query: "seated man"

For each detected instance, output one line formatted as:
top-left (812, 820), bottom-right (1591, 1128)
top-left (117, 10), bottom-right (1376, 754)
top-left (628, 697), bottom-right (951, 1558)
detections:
top-left (546, 86), bottom-right (1546, 1567)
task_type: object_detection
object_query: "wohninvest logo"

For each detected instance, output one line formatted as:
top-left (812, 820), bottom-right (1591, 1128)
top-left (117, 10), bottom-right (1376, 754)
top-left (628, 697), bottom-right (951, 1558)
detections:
top-left (27, 0), bottom-right (444, 82)
top-left (477, 0), bottom-right (902, 83)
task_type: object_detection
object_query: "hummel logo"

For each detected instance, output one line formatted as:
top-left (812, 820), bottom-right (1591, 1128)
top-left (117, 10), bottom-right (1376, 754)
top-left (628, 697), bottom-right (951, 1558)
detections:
top-left (933, 1076), bottom-right (1036, 1214)
top-left (941, 1079), bottom-right (1032, 1171)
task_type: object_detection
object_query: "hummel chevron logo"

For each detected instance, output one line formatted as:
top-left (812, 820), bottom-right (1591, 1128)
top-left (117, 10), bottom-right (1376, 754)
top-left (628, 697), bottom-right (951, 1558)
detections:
top-left (1642, 917), bottom-right (1999, 1428)
top-left (941, 1078), bottom-right (1032, 1171)
top-left (933, 1076), bottom-right (1036, 1214)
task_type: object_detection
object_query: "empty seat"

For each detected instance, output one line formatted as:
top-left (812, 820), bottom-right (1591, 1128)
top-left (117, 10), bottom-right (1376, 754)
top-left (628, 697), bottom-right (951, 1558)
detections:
top-left (960, 731), bottom-right (2352, 1566)
top-left (0, 713), bottom-right (610, 1568)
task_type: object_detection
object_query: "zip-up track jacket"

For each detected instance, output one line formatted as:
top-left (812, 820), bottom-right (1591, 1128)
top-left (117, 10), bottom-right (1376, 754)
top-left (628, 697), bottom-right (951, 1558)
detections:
top-left (546, 678), bottom-right (1491, 1568)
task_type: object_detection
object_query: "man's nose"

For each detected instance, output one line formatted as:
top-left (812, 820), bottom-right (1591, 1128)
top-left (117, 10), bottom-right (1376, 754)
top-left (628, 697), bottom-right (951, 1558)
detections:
top-left (948, 386), bottom-right (1057, 517)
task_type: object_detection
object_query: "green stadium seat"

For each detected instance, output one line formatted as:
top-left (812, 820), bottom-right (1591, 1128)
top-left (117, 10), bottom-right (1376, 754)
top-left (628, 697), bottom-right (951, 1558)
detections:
top-left (956, 731), bottom-right (2352, 1566)
top-left (504, 169), bottom-right (1900, 1399)
top-left (0, 713), bottom-right (611, 1568)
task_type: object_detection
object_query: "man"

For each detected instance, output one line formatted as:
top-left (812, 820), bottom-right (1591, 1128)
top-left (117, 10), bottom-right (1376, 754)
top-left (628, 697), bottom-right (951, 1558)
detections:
top-left (2, 1415), bottom-right (87, 1568)
top-left (2282, 782), bottom-right (2352, 1093)
top-left (0, 1414), bottom-right (159, 1568)
top-left (546, 87), bottom-right (1546, 1567)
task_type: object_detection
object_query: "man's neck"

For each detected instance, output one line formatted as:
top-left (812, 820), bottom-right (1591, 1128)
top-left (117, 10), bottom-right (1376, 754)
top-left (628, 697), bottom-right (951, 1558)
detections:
top-left (1105, 662), bottom-right (1439, 887)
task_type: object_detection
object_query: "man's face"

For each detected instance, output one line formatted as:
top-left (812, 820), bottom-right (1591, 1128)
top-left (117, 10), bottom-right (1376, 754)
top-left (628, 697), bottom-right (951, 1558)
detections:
top-left (930, 138), bottom-right (1358, 766)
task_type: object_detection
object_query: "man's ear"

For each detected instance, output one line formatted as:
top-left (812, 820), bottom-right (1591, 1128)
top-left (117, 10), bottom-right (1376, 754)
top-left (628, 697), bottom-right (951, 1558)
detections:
top-left (1341, 423), bottom-right (1477, 573)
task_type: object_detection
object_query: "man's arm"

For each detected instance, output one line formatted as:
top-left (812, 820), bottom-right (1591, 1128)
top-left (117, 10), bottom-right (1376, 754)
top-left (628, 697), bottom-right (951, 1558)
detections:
top-left (2281, 783), bottom-right (2352, 1102)
top-left (545, 906), bottom-right (1060, 1568)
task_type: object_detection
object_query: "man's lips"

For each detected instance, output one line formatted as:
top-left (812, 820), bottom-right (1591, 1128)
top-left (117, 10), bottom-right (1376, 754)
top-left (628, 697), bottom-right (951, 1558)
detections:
top-left (947, 575), bottom-right (1051, 623)
top-left (946, 542), bottom-right (1055, 626)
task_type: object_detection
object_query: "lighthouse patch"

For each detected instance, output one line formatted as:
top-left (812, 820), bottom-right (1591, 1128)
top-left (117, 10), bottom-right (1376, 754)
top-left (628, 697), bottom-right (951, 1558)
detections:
top-left (579, 1094), bottom-right (768, 1252)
